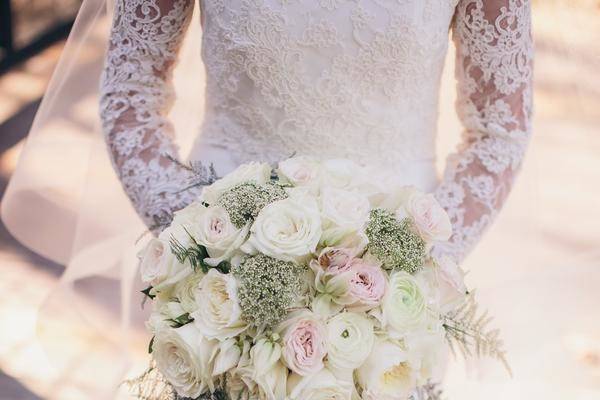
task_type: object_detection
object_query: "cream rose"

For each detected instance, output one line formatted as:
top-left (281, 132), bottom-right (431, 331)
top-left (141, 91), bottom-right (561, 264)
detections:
top-left (382, 272), bottom-right (428, 337)
top-left (321, 187), bottom-right (371, 231)
top-left (321, 158), bottom-right (364, 190)
top-left (139, 237), bottom-right (192, 292)
top-left (201, 162), bottom-right (272, 205)
top-left (153, 324), bottom-right (217, 398)
top-left (277, 310), bottom-right (327, 376)
top-left (245, 195), bottom-right (322, 263)
top-left (400, 191), bottom-right (452, 242)
top-left (287, 368), bottom-right (353, 400)
top-left (277, 156), bottom-right (322, 190)
top-left (193, 205), bottom-right (249, 266)
top-left (173, 271), bottom-right (205, 314)
top-left (191, 269), bottom-right (247, 340)
top-left (326, 311), bottom-right (374, 371)
top-left (357, 339), bottom-right (418, 400)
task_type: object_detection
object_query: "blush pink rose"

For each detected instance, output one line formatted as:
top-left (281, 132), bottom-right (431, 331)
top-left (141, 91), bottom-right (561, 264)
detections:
top-left (318, 247), bottom-right (354, 275)
top-left (346, 259), bottom-right (387, 310)
top-left (280, 312), bottom-right (327, 376)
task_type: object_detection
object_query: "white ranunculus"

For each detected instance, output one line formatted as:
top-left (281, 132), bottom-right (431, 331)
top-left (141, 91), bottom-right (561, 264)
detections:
top-left (287, 368), bottom-right (353, 400)
top-left (173, 271), bottom-right (205, 314)
top-left (139, 237), bottom-right (192, 292)
top-left (321, 158), bottom-right (364, 190)
top-left (357, 339), bottom-right (419, 400)
top-left (382, 272), bottom-right (429, 337)
top-left (321, 187), bottom-right (371, 232)
top-left (153, 324), bottom-right (217, 398)
top-left (245, 195), bottom-right (322, 263)
top-left (191, 269), bottom-right (247, 340)
top-left (400, 191), bottom-right (452, 242)
top-left (326, 311), bottom-right (374, 371)
top-left (201, 162), bottom-right (272, 205)
top-left (193, 205), bottom-right (249, 266)
top-left (277, 156), bottom-right (322, 190)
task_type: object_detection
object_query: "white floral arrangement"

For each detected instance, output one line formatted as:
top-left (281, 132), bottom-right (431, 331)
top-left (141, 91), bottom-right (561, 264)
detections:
top-left (133, 156), bottom-right (508, 400)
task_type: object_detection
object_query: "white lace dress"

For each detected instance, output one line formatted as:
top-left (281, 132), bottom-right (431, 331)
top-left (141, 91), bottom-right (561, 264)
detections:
top-left (99, 0), bottom-right (533, 264)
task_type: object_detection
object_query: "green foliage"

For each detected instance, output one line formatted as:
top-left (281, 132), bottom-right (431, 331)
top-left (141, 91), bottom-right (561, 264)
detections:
top-left (168, 313), bottom-right (194, 329)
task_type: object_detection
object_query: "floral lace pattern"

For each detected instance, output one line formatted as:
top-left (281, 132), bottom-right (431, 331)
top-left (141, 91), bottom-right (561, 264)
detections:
top-left (99, 0), bottom-right (197, 227)
top-left (197, 0), bottom-right (455, 167)
top-left (433, 0), bottom-right (533, 261)
top-left (99, 0), bottom-right (533, 262)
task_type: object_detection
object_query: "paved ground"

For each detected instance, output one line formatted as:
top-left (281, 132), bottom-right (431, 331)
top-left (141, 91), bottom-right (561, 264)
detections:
top-left (0, 2), bottom-right (599, 399)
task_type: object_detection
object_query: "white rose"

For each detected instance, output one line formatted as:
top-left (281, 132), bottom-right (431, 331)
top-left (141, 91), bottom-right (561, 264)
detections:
top-left (404, 324), bottom-right (448, 385)
top-left (357, 339), bottom-right (418, 400)
top-left (417, 257), bottom-right (467, 313)
top-left (201, 162), bottom-right (272, 205)
top-left (250, 337), bottom-right (287, 400)
top-left (321, 187), bottom-right (371, 232)
top-left (400, 191), bottom-right (452, 242)
top-left (326, 311), bottom-right (374, 371)
top-left (321, 159), bottom-right (364, 190)
top-left (193, 205), bottom-right (249, 266)
top-left (245, 195), bottom-right (322, 263)
top-left (139, 237), bottom-right (192, 292)
top-left (287, 368), bottom-right (353, 400)
top-left (212, 338), bottom-right (243, 376)
top-left (382, 272), bottom-right (429, 337)
top-left (173, 271), bottom-right (205, 314)
top-left (277, 156), bottom-right (322, 190)
top-left (153, 324), bottom-right (217, 398)
top-left (191, 269), bottom-right (247, 340)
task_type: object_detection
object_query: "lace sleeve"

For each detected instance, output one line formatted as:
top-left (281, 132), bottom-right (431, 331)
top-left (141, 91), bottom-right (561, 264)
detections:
top-left (99, 0), bottom-right (199, 229)
top-left (434, 0), bottom-right (533, 262)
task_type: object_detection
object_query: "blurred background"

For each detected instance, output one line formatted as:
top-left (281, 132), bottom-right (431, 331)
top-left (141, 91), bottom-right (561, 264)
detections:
top-left (0, 0), bottom-right (599, 399)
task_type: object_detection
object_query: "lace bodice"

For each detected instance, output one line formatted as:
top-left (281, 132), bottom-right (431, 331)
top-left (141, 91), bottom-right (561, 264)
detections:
top-left (99, 0), bottom-right (533, 262)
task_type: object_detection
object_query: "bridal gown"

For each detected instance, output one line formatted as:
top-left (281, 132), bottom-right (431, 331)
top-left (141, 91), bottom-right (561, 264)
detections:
top-left (98, 0), bottom-right (533, 266)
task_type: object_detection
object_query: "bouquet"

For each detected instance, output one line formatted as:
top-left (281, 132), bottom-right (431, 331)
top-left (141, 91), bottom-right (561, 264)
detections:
top-left (133, 157), bottom-right (508, 400)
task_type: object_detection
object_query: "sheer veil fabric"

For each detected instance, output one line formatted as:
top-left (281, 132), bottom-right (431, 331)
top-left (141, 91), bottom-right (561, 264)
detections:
top-left (1, 0), bottom-right (204, 395)
top-left (1, 0), bottom-right (597, 399)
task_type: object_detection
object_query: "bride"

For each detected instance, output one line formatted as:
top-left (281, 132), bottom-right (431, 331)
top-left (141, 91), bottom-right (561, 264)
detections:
top-left (98, 0), bottom-right (532, 268)
top-left (4, 0), bottom-right (533, 398)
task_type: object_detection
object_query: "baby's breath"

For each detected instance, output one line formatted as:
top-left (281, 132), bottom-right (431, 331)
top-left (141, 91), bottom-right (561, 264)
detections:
top-left (217, 182), bottom-right (287, 228)
top-left (366, 208), bottom-right (426, 274)
top-left (232, 254), bottom-right (304, 329)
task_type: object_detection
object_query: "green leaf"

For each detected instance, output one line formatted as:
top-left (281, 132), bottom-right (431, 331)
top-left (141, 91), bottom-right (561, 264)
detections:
top-left (141, 286), bottom-right (155, 300)
top-left (168, 313), bottom-right (194, 328)
top-left (148, 336), bottom-right (154, 354)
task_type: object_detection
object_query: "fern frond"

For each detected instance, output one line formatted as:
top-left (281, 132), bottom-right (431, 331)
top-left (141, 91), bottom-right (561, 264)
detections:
top-left (413, 381), bottom-right (445, 400)
top-left (124, 360), bottom-right (230, 400)
top-left (442, 292), bottom-right (512, 376)
top-left (169, 228), bottom-right (231, 274)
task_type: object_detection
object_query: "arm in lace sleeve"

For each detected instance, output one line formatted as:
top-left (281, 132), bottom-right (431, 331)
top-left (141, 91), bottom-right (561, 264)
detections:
top-left (99, 0), bottom-right (199, 229)
top-left (434, 0), bottom-right (533, 262)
